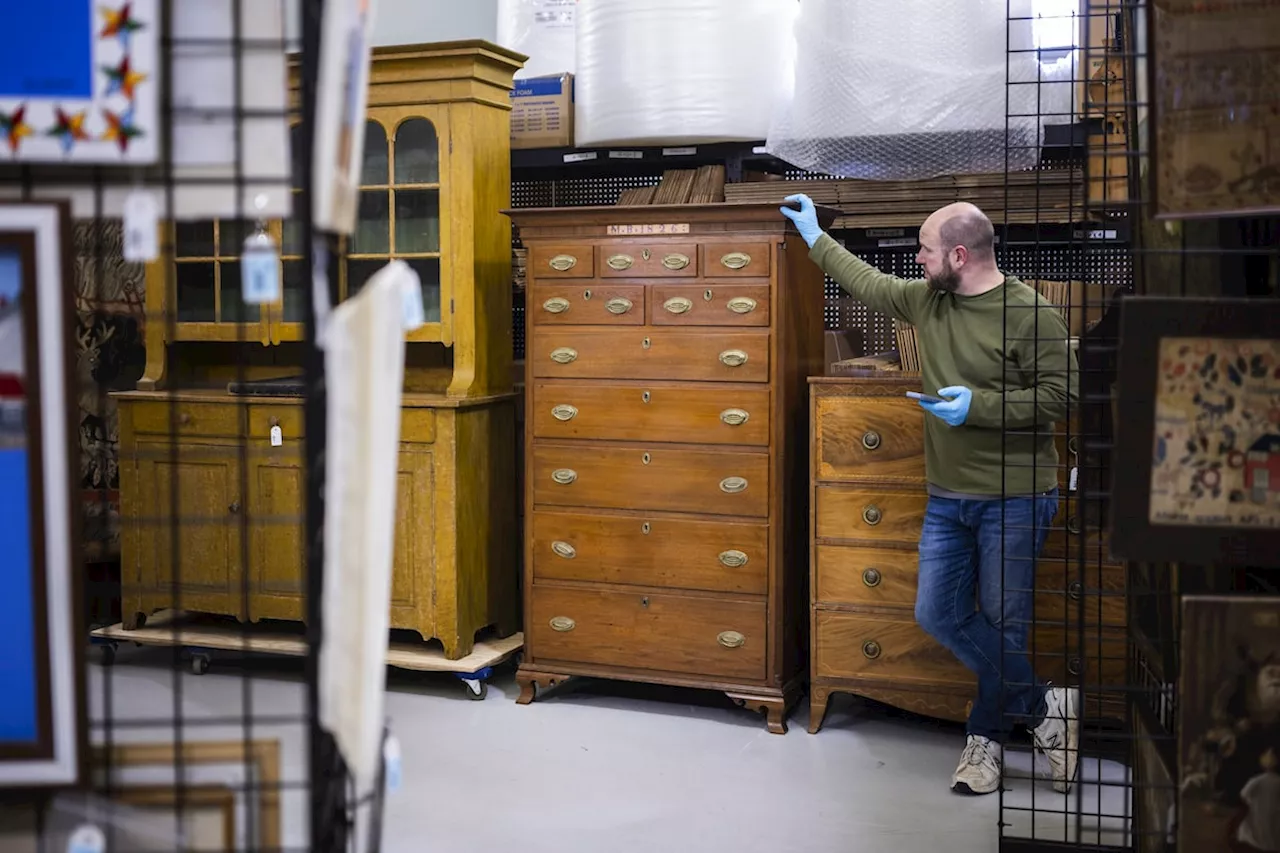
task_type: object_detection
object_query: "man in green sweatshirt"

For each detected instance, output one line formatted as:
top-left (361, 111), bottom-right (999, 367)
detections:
top-left (782, 194), bottom-right (1080, 796)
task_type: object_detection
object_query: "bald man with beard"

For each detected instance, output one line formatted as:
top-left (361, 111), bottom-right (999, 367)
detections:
top-left (783, 195), bottom-right (1081, 797)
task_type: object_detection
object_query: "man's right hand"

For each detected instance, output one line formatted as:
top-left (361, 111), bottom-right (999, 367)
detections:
top-left (781, 194), bottom-right (823, 248)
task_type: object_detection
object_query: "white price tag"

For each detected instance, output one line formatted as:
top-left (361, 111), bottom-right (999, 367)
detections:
top-left (242, 231), bottom-right (280, 304)
top-left (122, 192), bottom-right (158, 262)
top-left (1069, 466), bottom-right (1078, 492)
top-left (67, 825), bottom-right (105, 853)
top-left (383, 733), bottom-right (402, 794)
top-left (402, 282), bottom-right (425, 331)
top-left (270, 425), bottom-right (283, 447)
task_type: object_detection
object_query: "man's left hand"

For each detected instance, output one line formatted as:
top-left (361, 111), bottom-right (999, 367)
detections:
top-left (920, 386), bottom-right (972, 427)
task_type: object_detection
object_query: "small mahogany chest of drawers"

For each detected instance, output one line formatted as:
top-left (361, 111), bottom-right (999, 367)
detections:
top-left (808, 374), bottom-right (1127, 732)
top-left (506, 202), bottom-right (833, 733)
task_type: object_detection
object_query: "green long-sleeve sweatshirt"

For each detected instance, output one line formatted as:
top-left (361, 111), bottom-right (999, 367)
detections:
top-left (811, 233), bottom-right (1079, 497)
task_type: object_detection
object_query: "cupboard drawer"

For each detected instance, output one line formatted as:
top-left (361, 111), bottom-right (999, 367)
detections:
top-left (248, 404), bottom-right (304, 443)
top-left (529, 283), bottom-right (644, 326)
top-left (131, 402), bottom-right (239, 437)
top-left (598, 243), bottom-right (699, 278)
top-left (814, 610), bottom-right (972, 686)
top-left (814, 395), bottom-right (926, 485)
top-left (529, 586), bottom-right (767, 682)
top-left (532, 443), bottom-right (770, 518)
top-left (701, 242), bottom-right (772, 278)
top-left (815, 545), bottom-right (918, 608)
top-left (532, 510), bottom-right (768, 595)
top-left (399, 409), bottom-right (437, 444)
top-left (530, 381), bottom-right (771, 447)
top-left (530, 243), bottom-right (594, 278)
top-left (530, 329), bottom-right (771, 383)
top-left (815, 485), bottom-right (926, 545)
top-left (650, 284), bottom-right (771, 328)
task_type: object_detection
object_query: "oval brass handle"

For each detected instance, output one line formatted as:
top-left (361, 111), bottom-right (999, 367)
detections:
top-left (1067, 516), bottom-right (1081, 535)
top-left (542, 297), bottom-right (570, 314)
top-left (719, 550), bottom-right (749, 569)
top-left (720, 408), bottom-right (750, 427)
top-left (721, 252), bottom-right (752, 271)
top-left (551, 404), bottom-right (578, 422)
top-left (862, 431), bottom-right (881, 451)
top-left (548, 254), bottom-right (577, 272)
top-left (720, 477), bottom-right (748, 494)
top-left (605, 297), bottom-right (633, 315)
top-left (662, 253), bottom-right (690, 271)
top-left (663, 297), bottom-right (693, 315)
top-left (607, 253), bottom-right (634, 271)
top-left (1068, 581), bottom-right (1083, 600)
top-left (552, 468), bottom-right (577, 485)
top-left (718, 631), bottom-right (746, 649)
top-left (549, 347), bottom-right (578, 364)
top-left (228, 501), bottom-right (241, 514)
top-left (862, 641), bottom-right (882, 660)
top-left (863, 505), bottom-right (882, 526)
top-left (726, 297), bottom-right (758, 315)
top-left (1068, 657), bottom-right (1083, 676)
top-left (862, 568), bottom-right (882, 588)
top-left (550, 616), bottom-right (576, 632)
top-left (552, 540), bottom-right (576, 559)
top-left (719, 350), bottom-right (749, 368)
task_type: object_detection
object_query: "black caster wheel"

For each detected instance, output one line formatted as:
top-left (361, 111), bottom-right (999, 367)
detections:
top-left (462, 678), bottom-right (488, 701)
top-left (190, 654), bottom-right (210, 675)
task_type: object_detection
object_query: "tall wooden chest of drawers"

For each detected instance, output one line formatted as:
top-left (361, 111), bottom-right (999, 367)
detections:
top-left (506, 203), bottom-right (832, 733)
top-left (808, 374), bottom-right (1127, 733)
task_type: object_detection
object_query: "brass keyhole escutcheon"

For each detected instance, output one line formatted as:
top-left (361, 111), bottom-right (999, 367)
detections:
top-left (583, 289), bottom-right (592, 300)
top-left (862, 641), bottom-right (882, 660)
top-left (704, 289), bottom-right (714, 302)
top-left (862, 431), bottom-right (881, 451)
top-left (641, 597), bottom-right (650, 608)
top-left (862, 568), bottom-right (882, 588)
top-left (642, 453), bottom-right (651, 465)
top-left (642, 522), bottom-right (651, 535)
top-left (643, 337), bottom-right (651, 350)
top-left (642, 248), bottom-right (652, 261)
top-left (863, 505), bottom-right (882, 526)
top-left (642, 391), bottom-right (651, 403)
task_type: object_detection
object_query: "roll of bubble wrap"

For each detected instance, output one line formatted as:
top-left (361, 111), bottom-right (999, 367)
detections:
top-left (497, 0), bottom-right (579, 79)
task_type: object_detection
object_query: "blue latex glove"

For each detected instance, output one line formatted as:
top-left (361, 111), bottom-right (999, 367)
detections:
top-left (919, 386), bottom-right (973, 427)
top-left (780, 193), bottom-right (824, 248)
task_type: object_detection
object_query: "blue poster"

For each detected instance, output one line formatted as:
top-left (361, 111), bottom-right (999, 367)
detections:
top-left (0, 1), bottom-right (93, 100)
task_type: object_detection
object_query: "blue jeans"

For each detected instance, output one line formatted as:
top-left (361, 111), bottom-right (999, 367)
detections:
top-left (914, 489), bottom-right (1059, 743)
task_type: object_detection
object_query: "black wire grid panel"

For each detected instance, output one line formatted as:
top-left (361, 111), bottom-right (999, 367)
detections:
top-left (2, 0), bottom-right (374, 850)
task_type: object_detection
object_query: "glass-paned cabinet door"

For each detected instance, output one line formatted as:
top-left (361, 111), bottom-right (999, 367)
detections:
top-left (170, 219), bottom-right (270, 341)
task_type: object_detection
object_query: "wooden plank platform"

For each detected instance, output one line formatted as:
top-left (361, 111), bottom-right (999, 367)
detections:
top-left (91, 610), bottom-right (524, 675)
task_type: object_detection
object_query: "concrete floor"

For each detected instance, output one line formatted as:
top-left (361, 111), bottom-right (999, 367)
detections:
top-left (85, 645), bottom-right (1131, 853)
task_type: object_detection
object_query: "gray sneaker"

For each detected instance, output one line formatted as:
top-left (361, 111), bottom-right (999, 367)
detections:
top-left (952, 735), bottom-right (1001, 795)
top-left (1033, 686), bottom-right (1080, 792)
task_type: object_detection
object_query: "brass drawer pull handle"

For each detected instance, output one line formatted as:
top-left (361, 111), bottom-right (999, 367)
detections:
top-left (551, 404), bottom-right (578, 422)
top-left (542, 297), bottom-right (570, 314)
top-left (720, 408), bottom-right (750, 427)
top-left (862, 431), bottom-right (881, 451)
top-left (862, 568), bottom-right (882, 588)
top-left (1068, 581), bottom-right (1083, 600)
top-left (862, 641), bottom-right (882, 660)
top-left (607, 253), bottom-right (634, 271)
top-left (605, 297), bottom-right (633, 315)
top-left (718, 631), bottom-right (746, 649)
top-left (727, 297), bottom-right (758, 315)
top-left (552, 468), bottom-right (577, 485)
top-left (663, 297), bottom-right (693, 315)
top-left (862, 505), bottom-right (882, 526)
top-left (552, 540), bottom-right (577, 559)
top-left (719, 550), bottom-right (749, 569)
top-left (721, 252), bottom-right (752, 271)
top-left (550, 347), bottom-right (578, 364)
top-left (662, 253), bottom-right (690, 271)
top-left (720, 476), bottom-right (748, 494)
top-left (550, 616), bottom-right (576, 632)
top-left (548, 254), bottom-right (577, 272)
top-left (719, 350), bottom-right (748, 368)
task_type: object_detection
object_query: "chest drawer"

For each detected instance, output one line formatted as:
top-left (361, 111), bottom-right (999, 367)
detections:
top-left (529, 586), bottom-right (767, 682)
top-left (650, 284), bottom-right (771, 328)
top-left (532, 443), bottom-right (770, 518)
top-left (530, 381), bottom-right (770, 447)
top-left (814, 395), bottom-right (926, 485)
top-left (814, 610), bottom-right (972, 687)
top-left (701, 242), bottom-right (772, 278)
top-left (815, 485), bottom-right (926, 545)
top-left (599, 243), bottom-right (699, 278)
top-left (532, 509), bottom-right (768, 596)
top-left (815, 545), bottom-right (919, 608)
top-left (530, 329), bottom-right (771, 383)
top-left (130, 401), bottom-right (240, 438)
top-left (530, 283), bottom-right (645, 325)
top-left (530, 243), bottom-right (595, 278)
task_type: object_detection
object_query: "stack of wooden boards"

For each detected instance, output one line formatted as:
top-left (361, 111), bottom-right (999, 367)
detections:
top-left (723, 169), bottom-right (1086, 228)
top-left (616, 165), bottom-right (727, 205)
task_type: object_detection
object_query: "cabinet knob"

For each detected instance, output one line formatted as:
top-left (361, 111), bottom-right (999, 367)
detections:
top-left (720, 408), bottom-right (750, 427)
top-left (551, 541), bottom-right (576, 559)
top-left (718, 550), bottom-right (749, 569)
top-left (718, 631), bottom-right (746, 649)
top-left (726, 296), bottom-right (758, 315)
top-left (662, 253), bottom-right (690, 271)
top-left (720, 477), bottom-right (748, 494)
top-left (605, 297), bottom-right (633, 315)
top-left (549, 616), bottom-right (576, 632)
top-left (549, 347), bottom-right (578, 365)
top-left (179, 413), bottom-right (192, 425)
top-left (862, 568), bottom-right (882, 588)
top-left (548, 254), bottom-right (577, 272)
top-left (719, 350), bottom-right (749, 368)
top-left (721, 252), bottom-right (752, 271)
top-left (862, 641), bottom-right (882, 660)
top-left (269, 416), bottom-right (281, 428)
top-left (542, 297), bottom-right (570, 314)
top-left (663, 297), bottom-right (693, 315)
top-left (551, 404), bottom-right (578, 422)
top-left (551, 468), bottom-right (577, 485)
top-left (862, 505), bottom-right (883, 526)
top-left (862, 431), bottom-right (881, 451)
top-left (607, 253), bottom-right (634, 271)
top-left (228, 501), bottom-right (241, 514)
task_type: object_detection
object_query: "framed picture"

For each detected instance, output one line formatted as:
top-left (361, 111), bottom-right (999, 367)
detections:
top-left (0, 1), bottom-right (159, 164)
top-left (1178, 596), bottom-right (1280, 853)
top-left (1111, 296), bottom-right (1280, 567)
top-left (0, 201), bottom-right (84, 788)
top-left (116, 786), bottom-right (238, 853)
top-left (1147, 1), bottom-right (1280, 218)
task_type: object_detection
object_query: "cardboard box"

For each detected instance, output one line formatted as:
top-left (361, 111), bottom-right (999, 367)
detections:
top-left (510, 74), bottom-right (574, 150)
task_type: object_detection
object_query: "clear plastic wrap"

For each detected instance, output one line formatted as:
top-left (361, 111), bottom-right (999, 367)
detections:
top-left (574, 0), bottom-right (798, 148)
top-left (497, 0), bottom-right (579, 80)
top-left (766, 0), bottom-right (1075, 180)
